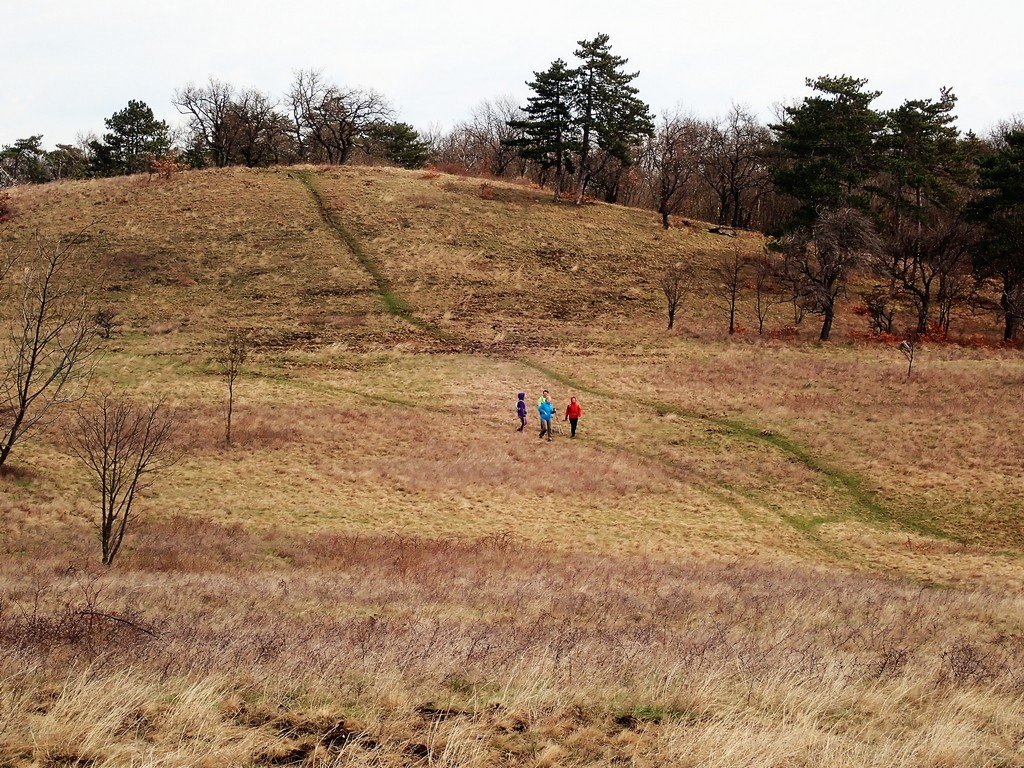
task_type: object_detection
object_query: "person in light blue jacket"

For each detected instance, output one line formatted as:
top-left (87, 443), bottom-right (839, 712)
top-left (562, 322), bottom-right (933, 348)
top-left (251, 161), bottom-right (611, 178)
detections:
top-left (538, 397), bottom-right (555, 441)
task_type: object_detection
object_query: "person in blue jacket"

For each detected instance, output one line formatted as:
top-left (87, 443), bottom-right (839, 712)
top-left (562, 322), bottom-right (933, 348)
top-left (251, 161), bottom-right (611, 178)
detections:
top-left (538, 396), bottom-right (555, 441)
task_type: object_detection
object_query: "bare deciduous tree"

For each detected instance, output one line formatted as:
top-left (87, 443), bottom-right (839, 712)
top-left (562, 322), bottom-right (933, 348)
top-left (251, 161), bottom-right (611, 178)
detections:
top-left (752, 253), bottom-right (785, 334)
top-left (874, 205), bottom-right (979, 334)
top-left (776, 208), bottom-right (881, 341)
top-left (224, 331), bottom-right (249, 446)
top-left (899, 338), bottom-right (916, 379)
top-left (228, 88), bottom-right (294, 168)
top-left (695, 105), bottom-right (774, 229)
top-left (465, 97), bottom-right (527, 177)
top-left (661, 262), bottom-right (690, 331)
top-left (428, 97), bottom-right (527, 177)
top-left (1, 236), bottom-right (97, 470)
top-left (288, 69), bottom-right (393, 165)
top-left (69, 393), bottom-right (177, 566)
top-left (646, 112), bottom-right (700, 229)
top-left (173, 79), bottom-right (239, 168)
top-left (711, 246), bottom-right (751, 335)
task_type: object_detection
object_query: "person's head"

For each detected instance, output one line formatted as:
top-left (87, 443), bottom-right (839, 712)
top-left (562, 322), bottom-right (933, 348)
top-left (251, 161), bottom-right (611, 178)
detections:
top-left (518, 392), bottom-right (525, 400)
top-left (571, 396), bottom-right (577, 404)
top-left (543, 389), bottom-right (549, 398)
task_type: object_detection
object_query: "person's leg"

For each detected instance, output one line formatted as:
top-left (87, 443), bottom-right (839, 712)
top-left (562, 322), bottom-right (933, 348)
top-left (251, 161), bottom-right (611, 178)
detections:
top-left (539, 419), bottom-right (546, 438)
top-left (546, 419), bottom-right (553, 440)
top-left (570, 418), bottom-right (578, 437)
top-left (518, 416), bottom-right (525, 431)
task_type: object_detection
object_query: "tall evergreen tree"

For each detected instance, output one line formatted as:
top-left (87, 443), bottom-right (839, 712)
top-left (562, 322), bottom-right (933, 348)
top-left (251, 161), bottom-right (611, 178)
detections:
top-left (772, 75), bottom-right (884, 227)
top-left (971, 129), bottom-right (1024, 339)
top-left (90, 100), bottom-right (171, 176)
top-left (1, 136), bottom-right (50, 184)
top-left (878, 89), bottom-right (966, 221)
top-left (570, 34), bottom-right (653, 205)
top-left (506, 59), bottom-right (577, 201)
top-left (873, 89), bottom-right (980, 333)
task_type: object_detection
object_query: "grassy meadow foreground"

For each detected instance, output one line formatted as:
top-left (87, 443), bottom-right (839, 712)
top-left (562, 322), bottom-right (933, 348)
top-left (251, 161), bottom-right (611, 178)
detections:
top-left (2, 167), bottom-right (1024, 766)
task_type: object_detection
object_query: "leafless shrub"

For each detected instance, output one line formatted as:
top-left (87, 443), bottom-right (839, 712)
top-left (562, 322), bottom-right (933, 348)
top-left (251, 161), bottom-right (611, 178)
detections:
top-left (0, 570), bottom-right (157, 656)
top-left (941, 641), bottom-right (998, 685)
top-left (861, 285), bottom-right (898, 335)
top-left (69, 393), bottom-right (178, 565)
top-left (93, 307), bottom-right (122, 340)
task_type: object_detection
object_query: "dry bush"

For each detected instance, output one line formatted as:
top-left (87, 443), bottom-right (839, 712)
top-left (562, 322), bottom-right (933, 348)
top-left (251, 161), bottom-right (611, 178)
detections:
top-left (0, 191), bottom-right (14, 222)
top-left (147, 156), bottom-right (180, 181)
top-left (93, 307), bottom-right (123, 339)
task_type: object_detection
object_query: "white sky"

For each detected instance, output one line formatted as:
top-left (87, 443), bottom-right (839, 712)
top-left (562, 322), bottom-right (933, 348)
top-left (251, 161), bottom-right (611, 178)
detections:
top-left (3, 0), bottom-right (1022, 147)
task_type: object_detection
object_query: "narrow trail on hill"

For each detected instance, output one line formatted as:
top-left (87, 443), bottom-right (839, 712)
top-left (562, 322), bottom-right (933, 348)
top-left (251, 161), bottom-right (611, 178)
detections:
top-left (294, 169), bottom-right (453, 340)
top-left (292, 169), bottom-right (944, 544)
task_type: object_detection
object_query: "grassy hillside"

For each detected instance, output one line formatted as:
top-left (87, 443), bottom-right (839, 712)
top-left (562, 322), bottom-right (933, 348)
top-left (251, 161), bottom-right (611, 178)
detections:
top-left (2, 166), bottom-right (1024, 767)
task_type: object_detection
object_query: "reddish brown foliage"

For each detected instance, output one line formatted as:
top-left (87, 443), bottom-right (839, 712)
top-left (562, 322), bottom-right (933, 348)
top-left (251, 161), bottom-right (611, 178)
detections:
top-left (0, 192), bottom-right (14, 223)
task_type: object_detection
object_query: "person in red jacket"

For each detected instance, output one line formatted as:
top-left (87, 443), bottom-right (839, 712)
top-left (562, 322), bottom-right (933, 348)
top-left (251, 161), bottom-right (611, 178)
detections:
top-left (564, 396), bottom-right (582, 438)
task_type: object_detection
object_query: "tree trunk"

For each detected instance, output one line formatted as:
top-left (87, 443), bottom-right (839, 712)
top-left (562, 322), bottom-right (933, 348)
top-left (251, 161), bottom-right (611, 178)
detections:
top-left (1002, 279), bottom-right (1020, 341)
top-left (574, 173), bottom-right (589, 206)
top-left (915, 302), bottom-right (929, 335)
top-left (661, 209), bottom-right (670, 229)
top-left (819, 301), bottom-right (835, 341)
top-left (1007, 314), bottom-right (1019, 341)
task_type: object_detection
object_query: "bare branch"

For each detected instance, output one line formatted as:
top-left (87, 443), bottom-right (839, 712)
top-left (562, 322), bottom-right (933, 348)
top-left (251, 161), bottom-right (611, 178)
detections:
top-left (1, 234), bottom-right (99, 470)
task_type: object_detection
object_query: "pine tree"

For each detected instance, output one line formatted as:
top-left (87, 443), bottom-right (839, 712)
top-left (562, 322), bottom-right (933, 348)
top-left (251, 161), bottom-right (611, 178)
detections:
top-left (506, 59), bottom-right (577, 201)
top-left (874, 89), bottom-right (979, 333)
top-left (772, 75), bottom-right (884, 228)
top-left (971, 129), bottom-right (1024, 339)
top-left (570, 34), bottom-right (653, 205)
top-left (878, 89), bottom-right (966, 223)
top-left (366, 121), bottom-right (430, 169)
top-left (91, 100), bottom-right (171, 176)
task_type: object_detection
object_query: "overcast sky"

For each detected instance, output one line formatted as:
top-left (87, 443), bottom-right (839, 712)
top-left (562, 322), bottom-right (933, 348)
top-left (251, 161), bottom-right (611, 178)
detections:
top-left (3, 0), bottom-right (1022, 147)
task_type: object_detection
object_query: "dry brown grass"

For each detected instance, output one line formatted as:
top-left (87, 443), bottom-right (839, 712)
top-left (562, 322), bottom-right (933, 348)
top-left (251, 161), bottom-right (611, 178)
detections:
top-left (3, 522), bottom-right (1024, 767)
top-left (3, 166), bottom-right (1024, 765)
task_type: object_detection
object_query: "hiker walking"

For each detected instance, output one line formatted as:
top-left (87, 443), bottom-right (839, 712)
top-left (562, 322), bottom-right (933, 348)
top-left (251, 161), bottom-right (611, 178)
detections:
top-left (538, 396), bottom-right (555, 441)
top-left (516, 392), bottom-right (527, 431)
top-left (564, 396), bottom-right (582, 438)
